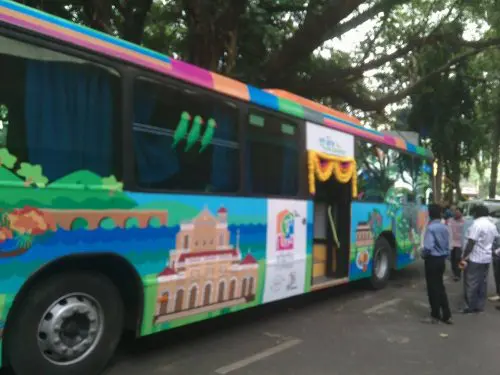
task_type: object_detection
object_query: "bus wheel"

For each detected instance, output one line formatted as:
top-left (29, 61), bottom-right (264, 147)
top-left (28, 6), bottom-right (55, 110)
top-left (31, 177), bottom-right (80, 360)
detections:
top-left (369, 237), bottom-right (392, 290)
top-left (5, 272), bottom-right (123, 375)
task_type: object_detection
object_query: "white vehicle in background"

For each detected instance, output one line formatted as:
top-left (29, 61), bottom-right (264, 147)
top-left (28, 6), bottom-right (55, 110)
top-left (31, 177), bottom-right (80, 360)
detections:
top-left (458, 199), bottom-right (500, 228)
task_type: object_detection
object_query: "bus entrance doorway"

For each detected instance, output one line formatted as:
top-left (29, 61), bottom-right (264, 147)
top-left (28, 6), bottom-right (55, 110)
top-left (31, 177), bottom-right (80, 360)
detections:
top-left (311, 177), bottom-right (351, 288)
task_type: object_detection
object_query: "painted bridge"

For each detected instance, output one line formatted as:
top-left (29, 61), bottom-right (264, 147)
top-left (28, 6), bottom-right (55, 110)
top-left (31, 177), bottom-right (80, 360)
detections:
top-left (42, 209), bottom-right (168, 230)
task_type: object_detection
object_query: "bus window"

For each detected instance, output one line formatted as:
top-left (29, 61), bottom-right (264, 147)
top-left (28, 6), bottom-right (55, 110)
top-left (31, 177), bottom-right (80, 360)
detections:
top-left (0, 35), bottom-right (121, 186)
top-left (245, 111), bottom-right (299, 196)
top-left (417, 160), bottom-right (433, 205)
top-left (393, 152), bottom-right (417, 203)
top-left (355, 140), bottom-right (395, 202)
top-left (132, 77), bottom-right (240, 193)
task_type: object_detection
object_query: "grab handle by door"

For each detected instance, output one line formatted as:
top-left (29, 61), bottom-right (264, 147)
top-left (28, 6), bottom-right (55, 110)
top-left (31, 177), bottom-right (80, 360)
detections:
top-left (328, 205), bottom-right (340, 249)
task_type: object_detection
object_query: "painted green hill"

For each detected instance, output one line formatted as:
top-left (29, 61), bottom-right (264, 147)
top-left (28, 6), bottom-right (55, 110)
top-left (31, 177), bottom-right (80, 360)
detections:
top-left (48, 170), bottom-right (104, 190)
top-left (0, 169), bottom-right (136, 209)
top-left (0, 167), bottom-right (23, 186)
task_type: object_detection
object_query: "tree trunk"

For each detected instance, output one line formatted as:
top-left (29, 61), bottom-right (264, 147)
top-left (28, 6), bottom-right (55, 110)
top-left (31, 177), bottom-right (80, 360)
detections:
top-left (451, 143), bottom-right (461, 202)
top-left (443, 161), bottom-right (453, 204)
top-left (489, 122), bottom-right (500, 198)
top-left (83, 0), bottom-right (112, 34)
top-left (183, 0), bottom-right (248, 71)
top-left (435, 158), bottom-right (443, 203)
top-left (120, 0), bottom-right (154, 44)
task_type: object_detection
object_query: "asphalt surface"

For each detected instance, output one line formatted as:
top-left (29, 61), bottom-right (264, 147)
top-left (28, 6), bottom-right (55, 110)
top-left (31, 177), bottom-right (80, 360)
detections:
top-left (107, 261), bottom-right (500, 375)
top-left (3, 261), bottom-right (499, 375)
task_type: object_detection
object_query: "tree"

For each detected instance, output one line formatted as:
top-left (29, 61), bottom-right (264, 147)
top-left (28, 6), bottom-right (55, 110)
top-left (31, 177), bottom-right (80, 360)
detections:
top-left (0, 148), bottom-right (17, 169)
top-left (404, 21), bottom-right (484, 202)
top-left (101, 175), bottom-right (123, 196)
top-left (470, 7), bottom-right (500, 198)
top-left (16, 163), bottom-right (48, 187)
top-left (19, 0), bottom-right (500, 113)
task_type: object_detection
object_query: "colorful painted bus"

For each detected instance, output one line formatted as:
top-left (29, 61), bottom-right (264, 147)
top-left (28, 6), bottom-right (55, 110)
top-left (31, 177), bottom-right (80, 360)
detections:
top-left (0, 1), bottom-right (434, 374)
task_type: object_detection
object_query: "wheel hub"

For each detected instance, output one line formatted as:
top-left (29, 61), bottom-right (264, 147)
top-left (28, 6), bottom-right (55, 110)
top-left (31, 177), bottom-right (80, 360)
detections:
top-left (374, 248), bottom-right (389, 279)
top-left (37, 294), bottom-right (103, 365)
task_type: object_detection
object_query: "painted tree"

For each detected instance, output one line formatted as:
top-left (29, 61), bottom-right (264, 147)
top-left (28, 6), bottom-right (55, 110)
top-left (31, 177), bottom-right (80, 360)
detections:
top-left (101, 175), bottom-right (124, 196)
top-left (368, 209), bottom-right (383, 239)
top-left (16, 163), bottom-right (48, 187)
top-left (0, 148), bottom-right (16, 169)
top-left (384, 187), bottom-right (400, 232)
top-left (396, 216), bottom-right (411, 250)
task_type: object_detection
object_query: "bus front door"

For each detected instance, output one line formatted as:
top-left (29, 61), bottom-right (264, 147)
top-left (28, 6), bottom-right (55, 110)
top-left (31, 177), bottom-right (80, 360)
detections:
top-left (312, 178), bottom-right (351, 286)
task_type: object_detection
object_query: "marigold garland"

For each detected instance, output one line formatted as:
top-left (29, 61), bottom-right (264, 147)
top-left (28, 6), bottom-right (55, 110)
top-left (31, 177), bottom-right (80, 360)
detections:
top-left (308, 150), bottom-right (357, 197)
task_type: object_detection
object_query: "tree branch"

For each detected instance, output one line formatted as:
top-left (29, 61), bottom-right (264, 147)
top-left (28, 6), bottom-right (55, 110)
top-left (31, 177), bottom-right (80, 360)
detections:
top-left (258, 2), bottom-right (308, 13)
top-left (336, 38), bottom-right (500, 112)
top-left (286, 24), bottom-right (485, 97)
top-left (326, 0), bottom-right (410, 40)
top-left (263, 0), bottom-right (366, 84)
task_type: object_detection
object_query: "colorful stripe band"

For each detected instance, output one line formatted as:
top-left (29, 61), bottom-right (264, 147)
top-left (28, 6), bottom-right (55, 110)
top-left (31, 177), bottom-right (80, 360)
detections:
top-left (0, 0), bottom-right (433, 159)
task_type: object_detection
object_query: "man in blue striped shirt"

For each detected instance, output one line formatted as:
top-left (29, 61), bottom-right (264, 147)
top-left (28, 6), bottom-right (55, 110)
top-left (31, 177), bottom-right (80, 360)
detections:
top-left (422, 204), bottom-right (452, 324)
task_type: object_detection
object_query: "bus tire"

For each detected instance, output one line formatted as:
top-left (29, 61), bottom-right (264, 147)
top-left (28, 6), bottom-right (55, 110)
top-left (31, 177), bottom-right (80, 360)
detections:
top-left (368, 237), bottom-right (392, 290)
top-left (5, 271), bottom-right (123, 375)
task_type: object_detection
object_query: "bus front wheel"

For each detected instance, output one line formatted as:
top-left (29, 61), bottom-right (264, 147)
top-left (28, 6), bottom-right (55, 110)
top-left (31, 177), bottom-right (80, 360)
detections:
top-left (5, 271), bottom-right (123, 375)
top-left (369, 237), bottom-right (392, 289)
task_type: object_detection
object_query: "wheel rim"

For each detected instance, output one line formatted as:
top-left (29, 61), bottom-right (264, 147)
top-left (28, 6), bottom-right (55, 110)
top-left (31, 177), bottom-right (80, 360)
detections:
top-left (37, 293), bottom-right (104, 366)
top-left (374, 248), bottom-right (389, 280)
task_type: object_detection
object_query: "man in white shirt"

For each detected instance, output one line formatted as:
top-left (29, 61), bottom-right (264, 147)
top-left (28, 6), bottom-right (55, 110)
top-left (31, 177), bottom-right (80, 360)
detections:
top-left (489, 220), bottom-right (500, 302)
top-left (460, 205), bottom-right (499, 313)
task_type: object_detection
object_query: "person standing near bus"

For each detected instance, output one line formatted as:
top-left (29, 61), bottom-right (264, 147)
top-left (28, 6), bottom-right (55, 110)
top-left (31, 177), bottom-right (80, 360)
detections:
top-left (460, 205), bottom-right (498, 313)
top-left (421, 204), bottom-right (452, 324)
top-left (488, 220), bottom-right (500, 302)
top-left (448, 207), bottom-right (464, 281)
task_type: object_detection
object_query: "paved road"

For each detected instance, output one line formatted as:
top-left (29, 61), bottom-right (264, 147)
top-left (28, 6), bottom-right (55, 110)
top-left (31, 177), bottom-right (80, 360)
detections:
top-left (2, 261), bottom-right (499, 375)
top-left (106, 261), bottom-right (500, 375)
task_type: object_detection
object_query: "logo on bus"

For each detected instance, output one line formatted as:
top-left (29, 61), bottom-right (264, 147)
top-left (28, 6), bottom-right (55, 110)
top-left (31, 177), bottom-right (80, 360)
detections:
top-left (319, 136), bottom-right (345, 156)
top-left (276, 210), bottom-right (295, 251)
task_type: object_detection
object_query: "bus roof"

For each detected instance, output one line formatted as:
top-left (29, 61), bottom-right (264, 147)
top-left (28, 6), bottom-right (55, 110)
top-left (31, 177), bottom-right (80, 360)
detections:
top-left (0, 0), bottom-right (433, 159)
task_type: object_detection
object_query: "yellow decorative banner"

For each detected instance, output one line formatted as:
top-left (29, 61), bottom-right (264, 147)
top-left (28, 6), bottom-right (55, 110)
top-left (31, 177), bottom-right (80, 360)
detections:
top-left (308, 151), bottom-right (357, 197)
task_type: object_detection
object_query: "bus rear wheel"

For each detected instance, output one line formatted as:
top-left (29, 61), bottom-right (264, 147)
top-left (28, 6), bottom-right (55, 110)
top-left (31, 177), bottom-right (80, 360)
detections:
top-left (368, 237), bottom-right (392, 290)
top-left (5, 272), bottom-right (123, 375)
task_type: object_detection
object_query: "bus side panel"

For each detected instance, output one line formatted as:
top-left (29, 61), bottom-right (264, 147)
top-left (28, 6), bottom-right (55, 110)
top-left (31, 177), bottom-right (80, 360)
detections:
top-left (395, 204), bottom-right (429, 270)
top-left (0, 180), bottom-right (313, 341)
top-left (137, 195), bottom-right (314, 336)
top-left (349, 202), bottom-right (390, 281)
top-left (349, 202), bottom-right (427, 281)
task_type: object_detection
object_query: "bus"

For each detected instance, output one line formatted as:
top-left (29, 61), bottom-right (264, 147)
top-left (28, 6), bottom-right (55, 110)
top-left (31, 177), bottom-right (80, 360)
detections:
top-left (0, 1), bottom-right (434, 374)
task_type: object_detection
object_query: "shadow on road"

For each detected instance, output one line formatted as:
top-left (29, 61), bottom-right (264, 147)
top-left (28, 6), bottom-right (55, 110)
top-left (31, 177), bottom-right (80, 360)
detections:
top-left (112, 265), bottom-right (421, 363)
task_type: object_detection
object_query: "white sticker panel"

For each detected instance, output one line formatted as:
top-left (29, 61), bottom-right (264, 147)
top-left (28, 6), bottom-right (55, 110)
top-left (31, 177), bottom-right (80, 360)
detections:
top-left (263, 199), bottom-right (308, 303)
top-left (306, 121), bottom-right (354, 158)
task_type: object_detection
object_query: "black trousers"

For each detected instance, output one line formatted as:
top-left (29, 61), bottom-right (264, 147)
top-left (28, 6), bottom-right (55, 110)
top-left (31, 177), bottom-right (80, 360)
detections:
top-left (493, 255), bottom-right (500, 296)
top-left (424, 256), bottom-right (451, 320)
top-left (450, 247), bottom-right (462, 279)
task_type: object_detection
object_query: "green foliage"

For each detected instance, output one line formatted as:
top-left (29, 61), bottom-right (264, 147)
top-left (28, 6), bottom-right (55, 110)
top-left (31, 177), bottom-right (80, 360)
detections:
top-left (101, 175), bottom-right (123, 193)
top-left (49, 170), bottom-right (104, 189)
top-left (369, 209), bottom-right (384, 239)
top-left (18, 0), bottom-right (500, 113)
top-left (17, 163), bottom-right (48, 188)
top-left (0, 148), bottom-right (16, 169)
